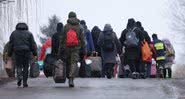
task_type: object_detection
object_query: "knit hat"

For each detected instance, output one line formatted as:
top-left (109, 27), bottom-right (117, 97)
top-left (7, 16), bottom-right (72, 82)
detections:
top-left (68, 11), bottom-right (77, 18)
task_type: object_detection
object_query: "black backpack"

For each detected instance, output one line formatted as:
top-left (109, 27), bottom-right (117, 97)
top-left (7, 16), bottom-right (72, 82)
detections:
top-left (102, 33), bottom-right (115, 52)
top-left (124, 28), bottom-right (139, 47)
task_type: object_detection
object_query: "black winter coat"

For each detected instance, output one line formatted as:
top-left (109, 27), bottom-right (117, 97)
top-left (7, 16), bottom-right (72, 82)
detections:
top-left (52, 32), bottom-right (60, 56)
top-left (91, 26), bottom-right (101, 55)
top-left (119, 28), bottom-right (144, 60)
top-left (8, 23), bottom-right (37, 57)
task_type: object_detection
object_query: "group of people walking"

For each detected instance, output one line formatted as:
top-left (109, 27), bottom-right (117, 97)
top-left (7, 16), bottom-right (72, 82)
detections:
top-left (3, 11), bottom-right (175, 88)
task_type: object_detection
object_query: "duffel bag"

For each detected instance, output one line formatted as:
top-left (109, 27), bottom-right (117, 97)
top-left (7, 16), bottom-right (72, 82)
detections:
top-left (53, 59), bottom-right (66, 83)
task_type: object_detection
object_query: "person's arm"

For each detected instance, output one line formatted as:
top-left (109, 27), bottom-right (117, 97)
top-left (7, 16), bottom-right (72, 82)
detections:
top-left (89, 32), bottom-right (95, 52)
top-left (144, 31), bottom-right (151, 43)
top-left (97, 32), bottom-right (104, 47)
top-left (119, 30), bottom-right (126, 47)
top-left (8, 33), bottom-right (14, 57)
top-left (114, 32), bottom-right (122, 55)
top-left (79, 28), bottom-right (87, 55)
top-left (51, 35), bottom-right (56, 55)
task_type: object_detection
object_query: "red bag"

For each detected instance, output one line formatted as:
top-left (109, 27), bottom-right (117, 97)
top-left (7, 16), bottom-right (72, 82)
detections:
top-left (141, 40), bottom-right (152, 62)
top-left (66, 29), bottom-right (79, 47)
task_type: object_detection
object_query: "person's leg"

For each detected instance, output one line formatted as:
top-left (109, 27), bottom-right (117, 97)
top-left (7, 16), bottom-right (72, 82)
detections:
top-left (22, 55), bottom-right (30, 87)
top-left (168, 68), bottom-right (172, 78)
top-left (68, 50), bottom-right (79, 87)
top-left (163, 68), bottom-right (166, 78)
top-left (146, 62), bottom-right (151, 78)
top-left (128, 60), bottom-right (136, 73)
top-left (156, 62), bottom-right (160, 78)
top-left (128, 60), bottom-right (137, 79)
top-left (157, 60), bottom-right (165, 78)
top-left (105, 63), bottom-right (114, 79)
top-left (15, 54), bottom-right (23, 87)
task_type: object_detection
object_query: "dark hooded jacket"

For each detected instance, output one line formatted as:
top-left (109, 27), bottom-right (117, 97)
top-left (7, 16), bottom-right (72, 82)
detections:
top-left (152, 34), bottom-right (166, 61)
top-left (98, 24), bottom-right (121, 65)
top-left (80, 20), bottom-right (95, 54)
top-left (135, 21), bottom-right (151, 43)
top-left (91, 26), bottom-right (101, 55)
top-left (52, 23), bottom-right (63, 56)
top-left (119, 19), bottom-right (143, 61)
top-left (8, 23), bottom-right (37, 57)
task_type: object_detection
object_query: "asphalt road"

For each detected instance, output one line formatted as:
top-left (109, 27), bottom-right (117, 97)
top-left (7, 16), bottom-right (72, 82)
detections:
top-left (0, 77), bottom-right (182, 99)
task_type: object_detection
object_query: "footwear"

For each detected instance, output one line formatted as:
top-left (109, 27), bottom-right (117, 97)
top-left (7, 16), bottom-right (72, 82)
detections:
top-left (140, 73), bottom-right (146, 79)
top-left (17, 80), bottom-right (22, 87)
top-left (23, 84), bottom-right (28, 88)
top-left (107, 74), bottom-right (112, 79)
top-left (106, 67), bottom-right (113, 79)
top-left (132, 72), bottom-right (137, 79)
top-left (68, 78), bottom-right (74, 88)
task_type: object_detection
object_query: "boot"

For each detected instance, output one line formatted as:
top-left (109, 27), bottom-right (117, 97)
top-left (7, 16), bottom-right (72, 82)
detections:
top-left (106, 69), bottom-right (112, 79)
top-left (23, 81), bottom-right (28, 88)
top-left (132, 72), bottom-right (137, 79)
top-left (23, 83), bottom-right (28, 88)
top-left (17, 79), bottom-right (22, 87)
top-left (68, 78), bottom-right (74, 88)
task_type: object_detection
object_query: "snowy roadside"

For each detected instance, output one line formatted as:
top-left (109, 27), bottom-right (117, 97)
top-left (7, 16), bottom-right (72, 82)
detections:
top-left (166, 79), bottom-right (185, 99)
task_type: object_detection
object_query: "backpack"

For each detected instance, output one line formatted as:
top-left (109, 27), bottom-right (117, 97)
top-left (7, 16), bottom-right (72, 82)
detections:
top-left (141, 40), bottom-right (153, 62)
top-left (124, 28), bottom-right (139, 47)
top-left (164, 43), bottom-right (175, 56)
top-left (66, 29), bottom-right (79, 47)
top-left (102, 33), bottom-right (115, 52)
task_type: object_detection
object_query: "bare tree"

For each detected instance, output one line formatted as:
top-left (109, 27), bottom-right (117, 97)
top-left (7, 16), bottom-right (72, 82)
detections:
top-left (40, 15), bottom-right (60, 37)
top-left (169, 0), bottom-right (185, 62)
top-left (170, 0), bottom-right (185, 35)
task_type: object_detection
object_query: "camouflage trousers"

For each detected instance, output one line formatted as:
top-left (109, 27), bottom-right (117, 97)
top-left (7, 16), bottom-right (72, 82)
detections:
top-left (65, 48), bottom-right (79, 78)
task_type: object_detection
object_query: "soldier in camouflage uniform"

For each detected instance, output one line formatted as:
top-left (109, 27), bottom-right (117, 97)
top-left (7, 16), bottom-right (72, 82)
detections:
top-left (59, 11), bottom-right (86, 87)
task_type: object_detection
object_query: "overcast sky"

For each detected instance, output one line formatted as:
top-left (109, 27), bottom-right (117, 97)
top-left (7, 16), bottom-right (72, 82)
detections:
top-left (38, 0), bottom-right (169, 37)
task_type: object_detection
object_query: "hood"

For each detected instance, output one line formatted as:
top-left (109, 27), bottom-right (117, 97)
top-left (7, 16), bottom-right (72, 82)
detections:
top-left (91, 26), bottom-right (101, 33)
top-left (57, 23), bottom-right (63, 32)
top-left (67, 18), bottom-right (80, 26)
top-left (80, 20), bottom-right (86, 25)
top-left (126, 18), bottom-right (135, 30)
top-left (136, 21), bottom-right (144, 31)
top-left (103, 24), bottom-right (113, 32)
top-left (152, 34), bottom-right (158, 40)
top-left (103, 24), bottom-right (113, 34)
top-left (162, 39), bottom-right (171, 45)
top-left (81, 24), bottom-right (88, 30)
top-left (16, 23), bottom-right (28, 30)
top-left (80, 20), bottom-right (88, 31)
